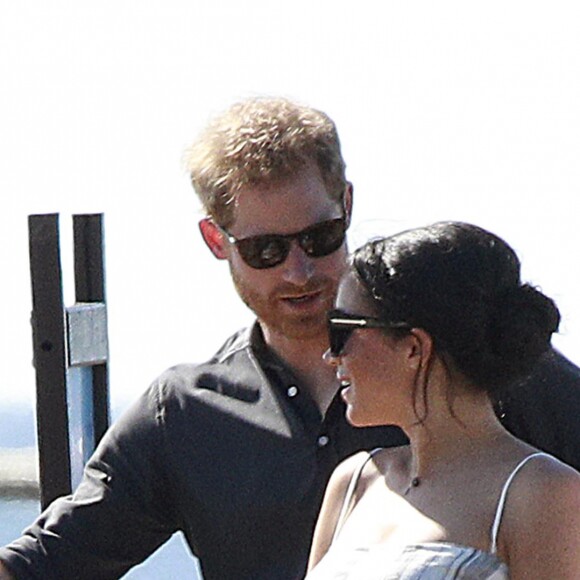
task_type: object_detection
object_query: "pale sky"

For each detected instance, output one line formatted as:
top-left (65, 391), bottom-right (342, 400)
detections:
top-left (1, 1), bottom-right (579, 412)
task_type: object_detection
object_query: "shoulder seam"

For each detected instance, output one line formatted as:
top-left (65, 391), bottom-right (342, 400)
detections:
top-left (213, 327), bottom-right (253, 363)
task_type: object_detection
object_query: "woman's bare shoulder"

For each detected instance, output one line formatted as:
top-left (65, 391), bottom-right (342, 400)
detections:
top-left (502, 454), bottom-right (580, 578)
top-left (514, 454), bottom-right (580, 502)
top-left (505, 454), bottom-right (580, 519)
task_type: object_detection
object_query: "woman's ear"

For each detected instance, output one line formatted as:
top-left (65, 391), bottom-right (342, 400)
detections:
top-left (199, 218), bottom-right (228, 260)
top-left (407, 328), bottom-right (434, 370)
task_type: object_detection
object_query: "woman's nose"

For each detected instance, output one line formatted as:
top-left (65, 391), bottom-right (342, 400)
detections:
top-left (323, 348), bottom-right (339, 366)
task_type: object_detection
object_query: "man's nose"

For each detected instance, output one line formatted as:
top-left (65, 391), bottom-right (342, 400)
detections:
top-left (280, 241), bottom-right (314, 285)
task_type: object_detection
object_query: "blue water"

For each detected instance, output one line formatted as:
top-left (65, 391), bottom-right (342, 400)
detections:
top-left (0, 497), bottom-right (201, 578)
top-left (122, 534), bottom-right (202, 579)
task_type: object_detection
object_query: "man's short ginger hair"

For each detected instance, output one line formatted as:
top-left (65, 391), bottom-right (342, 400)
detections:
top-left (184, 97), bottom-right (347, 227)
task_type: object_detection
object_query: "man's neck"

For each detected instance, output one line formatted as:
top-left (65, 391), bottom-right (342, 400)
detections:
top-left (261, 326), bottom-right (339, 413)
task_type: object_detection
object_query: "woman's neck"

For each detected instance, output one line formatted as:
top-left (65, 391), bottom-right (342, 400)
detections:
top-left (402, 388), bottom-right (512, 482)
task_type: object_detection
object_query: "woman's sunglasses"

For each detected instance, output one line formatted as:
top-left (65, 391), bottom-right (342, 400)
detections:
top-left (218, 216), bottom-right (347, 270)
top-left (327, 309), bottom-right (410, 357)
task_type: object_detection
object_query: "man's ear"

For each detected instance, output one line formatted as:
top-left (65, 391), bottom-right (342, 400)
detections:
top-left (343, 182), bottom-right (354, 227)
top-left (199, 218), bottom-right (228, 260)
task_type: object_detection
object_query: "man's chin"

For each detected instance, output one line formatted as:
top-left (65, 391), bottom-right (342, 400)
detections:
top-left (261, 313), bottom-right (327, 341)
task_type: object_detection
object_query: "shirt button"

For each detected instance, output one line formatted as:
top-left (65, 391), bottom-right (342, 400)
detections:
top-left (318, 435), bottom-right (330, 447)
top-left (287, 385), bottom-right (299, 398)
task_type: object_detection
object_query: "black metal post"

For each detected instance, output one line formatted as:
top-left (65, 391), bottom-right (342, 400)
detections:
top-left (28, 214), bottom-right (72, 508)
top-left (73, 214), bottom-right (110, 442)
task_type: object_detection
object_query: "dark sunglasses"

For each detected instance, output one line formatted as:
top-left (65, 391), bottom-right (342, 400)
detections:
top-left (327, 309), bottom-right (410, 357)
top-left (219, 216), bottom-right (347, 270)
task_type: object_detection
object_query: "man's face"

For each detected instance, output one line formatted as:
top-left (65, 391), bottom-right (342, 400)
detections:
top-left (225, 163), bottom-right (350, 344)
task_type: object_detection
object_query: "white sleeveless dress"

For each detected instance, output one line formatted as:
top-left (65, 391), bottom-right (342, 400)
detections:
top-left (306, 451), bottom-right (552, 579)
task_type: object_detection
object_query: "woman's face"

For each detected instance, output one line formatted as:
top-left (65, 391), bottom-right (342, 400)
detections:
top-left (326, 270), bottom-right (417, 427)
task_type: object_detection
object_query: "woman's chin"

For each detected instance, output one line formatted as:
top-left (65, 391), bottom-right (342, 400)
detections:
top-left (345, 407), bottom-right (378, 428)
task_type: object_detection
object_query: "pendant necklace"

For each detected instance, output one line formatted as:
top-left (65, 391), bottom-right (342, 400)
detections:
top-left (403, 476), bottom-right (421, 496)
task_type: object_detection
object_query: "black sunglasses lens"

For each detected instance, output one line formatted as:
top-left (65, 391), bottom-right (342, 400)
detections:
top-left (236, 236), bottom-right (291, 269)
top-left (234, 217), bottom-right (346, 269)
top-left (328, 322), bottom-right (354, 357)
top-left (299, 219), bottom-right (346, 257)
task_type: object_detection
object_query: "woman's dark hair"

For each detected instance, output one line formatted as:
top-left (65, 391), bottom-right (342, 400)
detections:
top-left (352, 221), bottom-right (560, 395)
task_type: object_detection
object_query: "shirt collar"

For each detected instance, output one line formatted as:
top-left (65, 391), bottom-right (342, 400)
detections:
top-left (248, 322), bottom-right (290, 377)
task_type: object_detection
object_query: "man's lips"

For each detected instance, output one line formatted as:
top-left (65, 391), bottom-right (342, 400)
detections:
top-left (279, 289), bottom-right (324, 303)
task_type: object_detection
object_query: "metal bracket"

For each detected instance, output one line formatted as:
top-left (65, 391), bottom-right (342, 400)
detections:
top-left (66, 303), bottom-right (109, 367)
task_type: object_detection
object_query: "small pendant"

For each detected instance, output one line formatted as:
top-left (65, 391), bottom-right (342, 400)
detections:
top-left (404, 476), bottom-right (421, 496)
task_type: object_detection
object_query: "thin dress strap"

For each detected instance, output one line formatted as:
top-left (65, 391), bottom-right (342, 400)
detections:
top-left (331, 448), bottom-right (383, 544)
top-left (490, 451), bottom-right (553, 553)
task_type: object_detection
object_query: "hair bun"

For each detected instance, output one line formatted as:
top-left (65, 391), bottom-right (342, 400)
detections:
top-left (352, 222), bottom-right (563, 395)
top-left (490, 284), bottom-right (560, 365)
